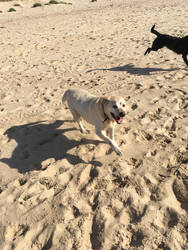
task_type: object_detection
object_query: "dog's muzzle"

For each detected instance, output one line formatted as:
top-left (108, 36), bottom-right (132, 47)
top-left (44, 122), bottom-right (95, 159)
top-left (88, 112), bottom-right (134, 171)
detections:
top-left (119, 112), bottom-right (125, 117)
top-left (111, 111), bottom-right (125, 124)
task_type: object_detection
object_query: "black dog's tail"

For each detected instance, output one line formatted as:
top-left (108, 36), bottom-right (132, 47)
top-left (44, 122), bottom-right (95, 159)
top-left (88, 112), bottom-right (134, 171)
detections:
top-left (151, 25), bottom-right (160, 36)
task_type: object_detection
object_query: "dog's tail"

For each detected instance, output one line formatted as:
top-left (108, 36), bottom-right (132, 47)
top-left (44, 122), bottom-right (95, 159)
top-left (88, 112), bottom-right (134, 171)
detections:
top-left (62, 90), bottom-right (68, 105)
top-left (151, 24), bottom-right (160, 36)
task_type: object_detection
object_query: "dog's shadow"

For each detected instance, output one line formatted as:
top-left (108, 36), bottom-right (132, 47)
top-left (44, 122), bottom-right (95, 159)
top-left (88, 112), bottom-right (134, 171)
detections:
top-left (86, 63), bottom-right (179, 75)
top-left (0, 120), bottom-right (102, 173)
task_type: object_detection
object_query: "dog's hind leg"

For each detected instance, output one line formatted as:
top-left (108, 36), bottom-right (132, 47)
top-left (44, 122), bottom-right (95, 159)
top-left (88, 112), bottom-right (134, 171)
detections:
top-left (144, 48), bottom-right (152, 55)
top-left (182, 54), bottom-right (188, 66)
top-left (145, 38), bottom-right (164, 56)
top-left (69, 108), bottom-right (86, 133)
top-left (77, 119), bottom-right (86, 134)
top-left (144, 45), bottom-right (162, 55)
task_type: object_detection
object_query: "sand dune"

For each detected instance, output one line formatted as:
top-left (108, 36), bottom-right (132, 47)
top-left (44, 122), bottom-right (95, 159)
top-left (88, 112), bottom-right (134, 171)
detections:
top-left (0, 0), bottom-right (187, 249)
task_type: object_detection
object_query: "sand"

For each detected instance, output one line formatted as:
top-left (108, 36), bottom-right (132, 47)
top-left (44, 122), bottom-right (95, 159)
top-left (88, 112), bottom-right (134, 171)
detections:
top-left (0, 0), bottom-right (187, 249)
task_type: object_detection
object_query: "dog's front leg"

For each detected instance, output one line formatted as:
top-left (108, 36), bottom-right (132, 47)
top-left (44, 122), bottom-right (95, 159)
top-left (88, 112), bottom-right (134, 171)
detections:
top-left (107, 125), bottom-right (115, 141)
top-left (182, 54), bottom-right (188, 66)
top-left (96, 127), bottom-right (122, 156)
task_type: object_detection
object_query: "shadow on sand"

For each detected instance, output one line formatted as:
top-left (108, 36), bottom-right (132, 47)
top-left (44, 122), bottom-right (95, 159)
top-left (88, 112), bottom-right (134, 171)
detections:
top-left (86, 63), bottom-right (179, 75)
top-left (0, 120), bottom-right (102, 173)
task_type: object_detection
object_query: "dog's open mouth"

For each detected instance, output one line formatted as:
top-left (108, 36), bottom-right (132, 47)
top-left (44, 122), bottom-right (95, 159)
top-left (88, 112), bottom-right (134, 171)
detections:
top-left (111, 112), bottom-right (123, 124)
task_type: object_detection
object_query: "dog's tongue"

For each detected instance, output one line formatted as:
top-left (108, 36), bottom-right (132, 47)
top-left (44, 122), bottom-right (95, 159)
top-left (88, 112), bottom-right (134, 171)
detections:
top-left (117, 117), bottom-right (123, 124)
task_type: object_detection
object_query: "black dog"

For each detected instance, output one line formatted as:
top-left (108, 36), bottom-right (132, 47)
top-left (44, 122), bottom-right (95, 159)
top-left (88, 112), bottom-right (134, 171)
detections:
top-left (145, 25), bottom-right (188, 66)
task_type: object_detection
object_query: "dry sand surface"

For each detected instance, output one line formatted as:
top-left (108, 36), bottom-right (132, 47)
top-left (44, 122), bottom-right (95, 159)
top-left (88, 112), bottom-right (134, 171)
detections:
top-left (0, 0), bottom-right (188, 249)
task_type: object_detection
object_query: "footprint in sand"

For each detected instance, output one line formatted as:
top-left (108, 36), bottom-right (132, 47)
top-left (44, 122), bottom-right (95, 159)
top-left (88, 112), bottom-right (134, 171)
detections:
top-left (163, 207), bottom-right (179, 228)
top-left (172, 178), bottom-right (188, 212)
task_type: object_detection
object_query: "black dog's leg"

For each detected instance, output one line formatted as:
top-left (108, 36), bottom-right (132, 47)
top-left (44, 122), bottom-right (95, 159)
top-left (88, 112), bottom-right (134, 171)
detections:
top-left (182, 54), bottom-right (188, 66)
top-left (144, 46), bottom-right (161, 55)
top-left (145, 38), bottom-right (164, 56)
top-left (144, 48), bottom-right (152, 55)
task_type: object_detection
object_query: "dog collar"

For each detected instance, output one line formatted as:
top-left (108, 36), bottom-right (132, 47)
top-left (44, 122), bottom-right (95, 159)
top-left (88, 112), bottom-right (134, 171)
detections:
top-left (100, 97), bottom-right (109, 122)
top-left (103, 108), bottom-right (109, 122)
top-left (103, 115), bottom-right (109, 122)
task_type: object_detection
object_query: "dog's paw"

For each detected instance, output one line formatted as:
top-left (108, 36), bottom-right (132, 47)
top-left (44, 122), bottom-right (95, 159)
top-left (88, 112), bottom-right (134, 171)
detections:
top-left (81, 129), bottom-right (90, 134)
top-left (80, 127), bottom-right (86, 134)
top-left (114, 146), bottom-right (122, 156)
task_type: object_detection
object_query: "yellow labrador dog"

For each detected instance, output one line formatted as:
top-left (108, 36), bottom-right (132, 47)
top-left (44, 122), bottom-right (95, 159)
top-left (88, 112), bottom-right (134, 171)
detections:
top-left (62, 88), bottom-right (126, 155)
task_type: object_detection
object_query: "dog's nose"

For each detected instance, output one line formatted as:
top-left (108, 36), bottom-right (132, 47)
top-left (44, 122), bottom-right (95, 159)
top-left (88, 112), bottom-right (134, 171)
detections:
top-left (119, 112), bottom-right (125, 117)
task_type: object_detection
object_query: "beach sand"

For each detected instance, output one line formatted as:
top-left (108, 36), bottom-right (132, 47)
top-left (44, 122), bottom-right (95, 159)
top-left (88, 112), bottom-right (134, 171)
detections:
top-left (0, 0), bottom-right (187, 249)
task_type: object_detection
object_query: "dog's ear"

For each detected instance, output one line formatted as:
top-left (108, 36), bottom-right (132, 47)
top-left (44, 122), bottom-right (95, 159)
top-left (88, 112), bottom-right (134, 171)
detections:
top-left (101, 96), bottom-right (110, 100)
top-left (94, 96), bottom-right (110, 122)
top-left (124, 96), bottom-right (130, 101)
top-left (101, 96), bottom-right (111, 105)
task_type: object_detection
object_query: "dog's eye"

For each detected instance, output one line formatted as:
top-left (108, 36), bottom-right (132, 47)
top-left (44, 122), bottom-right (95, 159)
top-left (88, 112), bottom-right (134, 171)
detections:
top-left (113, 105), bottom-right (118, 109)
top-left (120, 102), bottom-right (125, 107)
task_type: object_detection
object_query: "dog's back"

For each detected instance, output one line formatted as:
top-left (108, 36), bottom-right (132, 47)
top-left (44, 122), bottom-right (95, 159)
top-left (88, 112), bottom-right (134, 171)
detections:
top-left (63, 88), bottom-right (95, 105)
top-left (62, 88), bottom-right (100, 125)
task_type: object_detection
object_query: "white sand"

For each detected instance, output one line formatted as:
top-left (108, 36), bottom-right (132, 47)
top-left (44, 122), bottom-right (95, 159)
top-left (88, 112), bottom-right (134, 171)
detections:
top-left (0, 0), bottom-right (187, 249)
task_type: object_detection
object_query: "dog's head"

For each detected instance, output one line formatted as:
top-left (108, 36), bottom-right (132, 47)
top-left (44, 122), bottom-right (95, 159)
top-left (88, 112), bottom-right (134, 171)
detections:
top-left (102, 96), bottom-right (127, 124)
